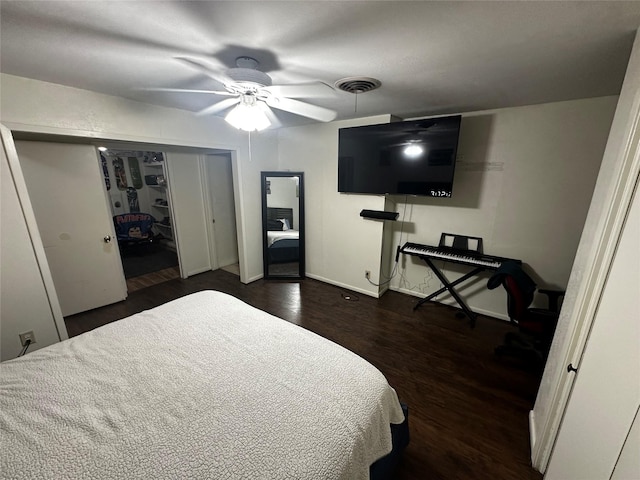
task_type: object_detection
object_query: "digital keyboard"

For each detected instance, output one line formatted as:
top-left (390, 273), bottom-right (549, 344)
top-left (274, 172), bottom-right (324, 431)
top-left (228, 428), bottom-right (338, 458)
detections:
top-left (400, 240), bottom-right (520, 326)
top-left (400, 242), bottom-right (518, 270)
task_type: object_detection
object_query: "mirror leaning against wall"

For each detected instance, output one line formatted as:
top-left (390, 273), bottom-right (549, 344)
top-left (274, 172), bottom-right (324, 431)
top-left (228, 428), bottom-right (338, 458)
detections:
top-left (261, 171), bottom-right (305, 279)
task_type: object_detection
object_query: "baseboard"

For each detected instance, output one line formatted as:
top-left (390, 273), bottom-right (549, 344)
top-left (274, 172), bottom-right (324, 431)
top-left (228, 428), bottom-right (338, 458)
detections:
top-left (305, 273), bottom-right (380, 298)
top-left (245, 273), bottom-right (264, 284)
top-left (389, 285), bottom-right (510, 321)
top-left (297, 276), bottom-right (508, 319)
top-left (529, 410), bottom-right (537, 465)
top-left (185, 266), bottom-right (212, 278)
top-left (389, 286), bottom-right (426, 299)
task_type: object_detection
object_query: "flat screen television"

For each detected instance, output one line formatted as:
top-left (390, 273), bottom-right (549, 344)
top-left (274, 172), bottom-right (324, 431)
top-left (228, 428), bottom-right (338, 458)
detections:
top-left (338, 115), bottom-right (462, 197)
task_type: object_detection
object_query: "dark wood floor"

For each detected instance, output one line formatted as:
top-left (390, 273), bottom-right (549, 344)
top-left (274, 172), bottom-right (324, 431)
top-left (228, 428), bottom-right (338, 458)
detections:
top-left (125, 266), bottom-right (180, 292)
top-left (65, 270), bottom-right (544, 480)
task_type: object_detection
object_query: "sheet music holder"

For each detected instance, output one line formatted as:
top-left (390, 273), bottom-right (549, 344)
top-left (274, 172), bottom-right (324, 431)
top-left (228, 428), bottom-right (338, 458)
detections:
top-left (439, 233), bottom-right (484, 254)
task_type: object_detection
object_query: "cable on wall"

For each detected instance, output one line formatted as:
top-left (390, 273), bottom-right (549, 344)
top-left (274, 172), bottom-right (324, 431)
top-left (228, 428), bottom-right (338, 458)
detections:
top-left (366, 196), bottom-right (409, 287)
top-left (18, 339), bottom-right (32, 357)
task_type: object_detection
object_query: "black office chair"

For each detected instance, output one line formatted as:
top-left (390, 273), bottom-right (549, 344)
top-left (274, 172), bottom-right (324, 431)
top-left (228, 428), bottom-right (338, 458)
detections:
top-left (487, 261), bottom-right (564, 369)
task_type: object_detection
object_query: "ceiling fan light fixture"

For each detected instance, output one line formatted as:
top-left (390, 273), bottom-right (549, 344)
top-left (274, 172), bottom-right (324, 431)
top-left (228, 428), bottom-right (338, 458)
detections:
top-left (225, 95), bottom-right (271, 132)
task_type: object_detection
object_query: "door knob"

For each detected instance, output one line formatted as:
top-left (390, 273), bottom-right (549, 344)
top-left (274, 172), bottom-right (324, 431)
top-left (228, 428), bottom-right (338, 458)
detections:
top-left (104, 235), bottom-right (112, 243)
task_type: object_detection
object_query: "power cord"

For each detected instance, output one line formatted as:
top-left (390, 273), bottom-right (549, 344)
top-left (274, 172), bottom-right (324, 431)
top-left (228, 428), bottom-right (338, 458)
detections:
top-left (366, 196), bottom-right (409, 287)
top-left (366, 268), bottom-right (396, 287)
top-left (18, 339), bottom-right (32, 357)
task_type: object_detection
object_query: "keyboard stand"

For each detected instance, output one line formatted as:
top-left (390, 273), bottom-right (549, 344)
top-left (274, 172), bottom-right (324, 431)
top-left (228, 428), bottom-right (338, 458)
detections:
top-left (413, 257), bottom-right (486, 327)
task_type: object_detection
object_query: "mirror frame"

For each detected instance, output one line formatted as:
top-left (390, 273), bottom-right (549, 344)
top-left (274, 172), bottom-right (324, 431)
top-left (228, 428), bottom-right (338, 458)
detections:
top-left (261, 171), bottom-right (305, 279)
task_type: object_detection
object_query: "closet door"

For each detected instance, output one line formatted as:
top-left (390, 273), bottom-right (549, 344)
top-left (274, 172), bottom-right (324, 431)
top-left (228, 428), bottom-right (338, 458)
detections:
top-left (1, 127), bottom-right (67, 360)
top-left (164, 152), bottom-right (211, 277)
top-left (545, 178), bottom-right (640, 479)
top-left (205, 154), bottom-right (239, 268)
top-left (16, 141), bottom-right (127, 316)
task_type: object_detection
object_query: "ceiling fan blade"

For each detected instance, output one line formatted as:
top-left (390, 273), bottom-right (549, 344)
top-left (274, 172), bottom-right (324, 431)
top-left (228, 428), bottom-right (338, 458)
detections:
top-left (176, 56), bottom-right (232, 86)
top-left (196, 97), bottom-right (240, 116)
top-left (258, 102), bottom-right (282, 129)
top-left (265, 96), bottom-right (337, 122)
top-left (263, 82), bottom-right (335, 99)
top-left (138, 87), bottom-right (235, 96)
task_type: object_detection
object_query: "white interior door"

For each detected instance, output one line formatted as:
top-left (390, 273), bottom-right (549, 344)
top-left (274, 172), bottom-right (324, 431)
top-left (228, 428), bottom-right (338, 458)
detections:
top-left (544, 177), bottom-right (640, 479)
top-left (15, 141), bottom-right (127, 316)
top-left (1, 126), bottom-right (67, 360)
top-left (206, 154), bottom-right (239, 269)
top-left (164, 152), bottom-right (212, 277)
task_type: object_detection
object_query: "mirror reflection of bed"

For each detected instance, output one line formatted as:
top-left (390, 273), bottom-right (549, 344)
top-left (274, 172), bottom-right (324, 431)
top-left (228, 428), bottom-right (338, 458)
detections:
top-left (266, 207), bottom-right (300, 276)
top-left (262, 172), bottom-right (305, 279)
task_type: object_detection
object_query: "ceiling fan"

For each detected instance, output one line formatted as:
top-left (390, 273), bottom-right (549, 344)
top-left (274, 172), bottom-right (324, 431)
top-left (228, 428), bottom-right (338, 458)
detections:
top-left (145, 56), bottom-right (337, 131)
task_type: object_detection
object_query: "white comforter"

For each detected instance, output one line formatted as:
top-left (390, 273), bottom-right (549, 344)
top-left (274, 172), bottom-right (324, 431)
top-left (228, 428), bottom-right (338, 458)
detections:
top-left (267, 229), bottom-right (299, 247)
top-left (0, 291), bottom-right (404, 480)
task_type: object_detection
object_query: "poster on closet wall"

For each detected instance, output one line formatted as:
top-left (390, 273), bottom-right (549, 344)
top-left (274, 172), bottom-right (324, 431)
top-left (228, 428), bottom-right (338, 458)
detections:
top-left (100, 153), bottom-right (111, 191)
top-left (112, 157), bottom-right (128, 190)
top-left (126, 187), bottom-right (140, 212)
top-left (128, 156), bottom-right (143, 189)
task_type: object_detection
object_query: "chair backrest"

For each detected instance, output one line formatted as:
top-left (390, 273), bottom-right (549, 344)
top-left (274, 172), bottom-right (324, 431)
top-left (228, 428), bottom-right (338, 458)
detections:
top-left (503, 275), bottom-right (535, 322)
top-left (487, 261), bottom-right (536, 324)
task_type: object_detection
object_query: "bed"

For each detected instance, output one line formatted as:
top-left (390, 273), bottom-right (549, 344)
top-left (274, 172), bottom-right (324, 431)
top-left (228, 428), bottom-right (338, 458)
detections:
top-left (266, 207), bottom-right (300, 264)
top-left (0, 291), bottom-right (408, 479)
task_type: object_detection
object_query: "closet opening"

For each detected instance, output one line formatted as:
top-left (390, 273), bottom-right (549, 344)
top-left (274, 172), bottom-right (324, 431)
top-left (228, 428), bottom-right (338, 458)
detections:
top-left (101, 148), bottom-right (179, 292)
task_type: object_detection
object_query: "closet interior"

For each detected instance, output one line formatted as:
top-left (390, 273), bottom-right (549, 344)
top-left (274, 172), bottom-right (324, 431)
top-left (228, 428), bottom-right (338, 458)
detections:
top-left (100, 148), bottom-right (179, 288)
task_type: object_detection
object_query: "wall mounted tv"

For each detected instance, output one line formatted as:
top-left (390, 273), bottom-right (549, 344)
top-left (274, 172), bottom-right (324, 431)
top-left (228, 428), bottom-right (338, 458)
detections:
top-left (338, 115), bottom-right (462, 197)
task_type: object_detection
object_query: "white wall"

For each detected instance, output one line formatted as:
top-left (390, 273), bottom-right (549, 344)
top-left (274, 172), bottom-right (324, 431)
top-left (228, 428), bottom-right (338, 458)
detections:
top-left (235, 133), bottom-right (281, 282)
top-left (390, 97), bottom-right (617, 318)
top-left (277, 115), bottom-right (393, 297)
top-left (276, 99), bottom-right (616, 315)
top-left (0, 73), bottom-right (279, 283)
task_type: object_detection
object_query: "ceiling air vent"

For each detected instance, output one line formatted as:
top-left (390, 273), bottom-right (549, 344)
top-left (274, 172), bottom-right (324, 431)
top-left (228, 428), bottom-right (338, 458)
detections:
top-left (334, 77), bottom-right (381, 94)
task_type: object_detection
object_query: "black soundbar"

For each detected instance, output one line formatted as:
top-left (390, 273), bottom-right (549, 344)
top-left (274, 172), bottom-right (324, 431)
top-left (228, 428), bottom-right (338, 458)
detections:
top-left (360, 209), bottom-right (399, 221)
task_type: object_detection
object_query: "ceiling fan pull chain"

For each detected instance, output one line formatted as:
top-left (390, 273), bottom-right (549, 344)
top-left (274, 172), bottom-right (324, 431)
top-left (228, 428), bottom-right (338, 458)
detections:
top-left (335, 77), bottom-right (381, 116)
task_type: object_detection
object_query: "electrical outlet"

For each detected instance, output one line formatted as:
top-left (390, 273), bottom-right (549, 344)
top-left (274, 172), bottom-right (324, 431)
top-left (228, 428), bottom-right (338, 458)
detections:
top-left (365, 270), bottom-right (371, 279)
top-left (19, 331), bottom-right (36, 347)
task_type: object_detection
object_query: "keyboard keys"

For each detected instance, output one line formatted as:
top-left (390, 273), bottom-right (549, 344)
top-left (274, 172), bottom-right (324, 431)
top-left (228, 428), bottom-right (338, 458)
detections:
top-left (401, 242), bottom-right (508, 269)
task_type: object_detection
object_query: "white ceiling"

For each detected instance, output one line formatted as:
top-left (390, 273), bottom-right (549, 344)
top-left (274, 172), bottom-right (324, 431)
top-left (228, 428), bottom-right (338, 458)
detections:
top-left (2, 1), bottom-right (640, 128)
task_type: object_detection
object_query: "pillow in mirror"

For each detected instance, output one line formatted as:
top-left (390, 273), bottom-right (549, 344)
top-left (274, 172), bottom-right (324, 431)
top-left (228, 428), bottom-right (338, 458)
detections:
top-left (277, 219), bottom-right (291, 230)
